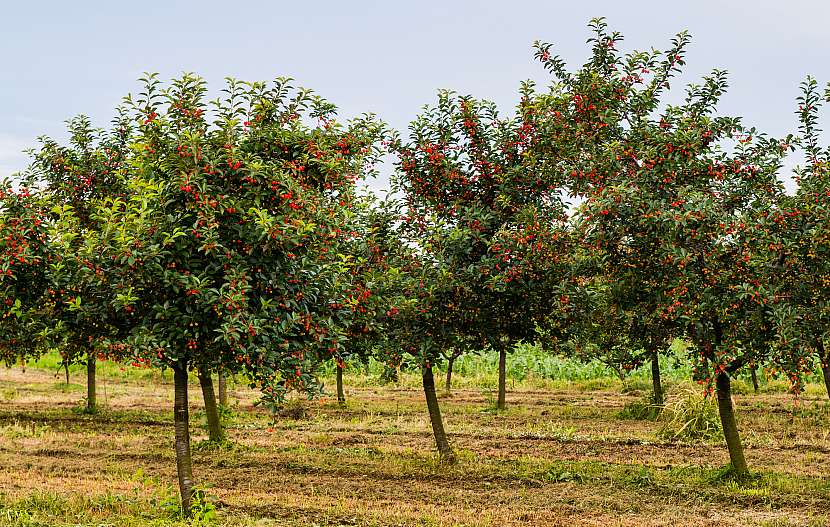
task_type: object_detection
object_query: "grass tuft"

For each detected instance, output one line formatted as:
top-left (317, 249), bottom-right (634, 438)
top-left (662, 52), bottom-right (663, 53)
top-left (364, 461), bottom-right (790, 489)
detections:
top-left (657, 388), bottom-right (722, 442)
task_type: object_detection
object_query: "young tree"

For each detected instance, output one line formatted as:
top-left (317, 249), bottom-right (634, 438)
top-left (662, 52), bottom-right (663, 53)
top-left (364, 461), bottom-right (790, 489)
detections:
top-left (326, 195), bottom-right (400, 406)
top-left (530, 19), bottom-right (802, 475)
top-left (0, 183), bottom-right (50, 368)
top-left (26, 113), bottom-right (133, 412)
top-left (344, 195), bottom-right (468, 461)
top-left (393, 91), bottom-right (572, 410)
top-left (382, 251), bottom-right (463, 462)
top-left (70, 73), bottom-right (381, 514)
top-left (776, 77), bottom-right (830, 400)
top-left (567, 279), bottom-right (673, 405)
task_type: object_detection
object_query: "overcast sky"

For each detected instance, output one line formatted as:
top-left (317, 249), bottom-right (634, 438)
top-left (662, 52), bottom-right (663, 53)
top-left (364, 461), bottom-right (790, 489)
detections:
top-left (2, 0), bottom-right (828, 192)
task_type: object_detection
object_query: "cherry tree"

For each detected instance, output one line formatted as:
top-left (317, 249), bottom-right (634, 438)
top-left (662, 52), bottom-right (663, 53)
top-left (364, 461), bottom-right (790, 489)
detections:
top-left (0, 183), bottom-right (50, 368)
top-left (775, 77), bottom-right (830, 399)
top-left (69, 73), bottom-right (381, 513)
top-left (530, 19), bottom-right (800, 475)
top-left (393, 90), bottom-right (572, 410)
top-left (24, 113), bottom-right (132, 411)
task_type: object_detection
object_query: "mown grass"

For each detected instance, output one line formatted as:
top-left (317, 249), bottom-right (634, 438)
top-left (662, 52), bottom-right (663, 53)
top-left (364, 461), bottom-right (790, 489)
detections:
top-left (2, 428), bottom-right (829, 526)
top-left (219, 441), bottom-right (830, 508)
top-left (1, 346), bottom-right (829, 526)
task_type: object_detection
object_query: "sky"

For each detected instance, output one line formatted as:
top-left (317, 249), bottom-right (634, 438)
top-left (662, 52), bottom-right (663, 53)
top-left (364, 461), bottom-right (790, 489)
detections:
top-left (2, 0), bottom-right (829, 192)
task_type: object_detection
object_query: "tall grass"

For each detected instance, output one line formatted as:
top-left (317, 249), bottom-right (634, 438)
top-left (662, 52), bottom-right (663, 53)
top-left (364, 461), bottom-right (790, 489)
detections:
top-left (318, 341), bottom-right (828, 395)
top-left (14, 343), bottom-right (828, 396)
top-left (21, 350), bottom-right (171, 384)
top-left (316, 342), bottom-right (696, 392)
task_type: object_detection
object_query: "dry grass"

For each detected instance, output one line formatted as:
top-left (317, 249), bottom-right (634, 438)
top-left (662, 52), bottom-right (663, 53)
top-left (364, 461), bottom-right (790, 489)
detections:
top-left (0, 366), bottom-right (828, 526)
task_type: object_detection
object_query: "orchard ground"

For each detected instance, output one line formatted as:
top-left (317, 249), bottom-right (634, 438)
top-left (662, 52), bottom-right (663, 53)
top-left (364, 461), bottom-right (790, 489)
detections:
top-left (0, 349), bottom-right (828, 527)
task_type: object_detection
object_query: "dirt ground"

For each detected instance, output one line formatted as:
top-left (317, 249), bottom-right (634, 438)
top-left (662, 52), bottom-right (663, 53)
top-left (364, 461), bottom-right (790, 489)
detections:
top-left (0, 366), bottom-right (828, 526)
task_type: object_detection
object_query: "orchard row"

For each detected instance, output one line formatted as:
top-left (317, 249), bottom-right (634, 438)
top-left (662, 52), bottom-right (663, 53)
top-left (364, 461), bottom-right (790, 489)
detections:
top-left (2, 19), bottom-right (829, 515)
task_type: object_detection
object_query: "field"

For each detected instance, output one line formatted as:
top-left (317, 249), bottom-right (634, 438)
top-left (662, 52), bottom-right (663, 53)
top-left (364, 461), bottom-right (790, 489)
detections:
top-left (0, 350), bottom-right (828, 527)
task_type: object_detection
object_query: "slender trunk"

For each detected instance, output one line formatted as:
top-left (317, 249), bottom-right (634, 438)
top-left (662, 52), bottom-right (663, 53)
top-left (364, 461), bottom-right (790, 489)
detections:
top-left (650, 351), bottom-right (663, 406)
top-left (750, 366), bottom-right (759, 394)
top-left (217, 368), bottom-right (228, 407)
top-left (715, 371), bottom-right (748, 476)
top-left (198, 368), bottom-right (224, 442)
top-left (19, 355), bottom-right (25, 374)
top-left (86, 353), bottom-right (97, 412)
top-left (336, 361), bottom-right (345, 405)
top-left (819, 363), bottom-right (830, 401)
top-left (422, 364), bottom-right (454, 462)
top-left (445, 357), bottom-right (454, 395)
top-left (497, 346), bottom-right (507, 410)
top-left (818, 340), bottom-right (830, 401)
top-left (173, 362), bottom-right (195, 516)
top-left (64, 361), bottom-right (70, 385)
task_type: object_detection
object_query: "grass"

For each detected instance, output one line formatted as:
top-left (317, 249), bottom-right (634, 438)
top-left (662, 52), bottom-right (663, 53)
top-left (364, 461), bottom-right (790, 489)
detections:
top-left (617, 393), bottom-right (663, 421)
top-left (22, 343), bottom-right (824, 398)
top-left (656, 387), bottom-right (723, 442)
top-left (317, 341), bottom-right (825, 398)
top-left (0, 349), bottom-right (828, 526)
top-left (26, 351), bottom-right (200, 388)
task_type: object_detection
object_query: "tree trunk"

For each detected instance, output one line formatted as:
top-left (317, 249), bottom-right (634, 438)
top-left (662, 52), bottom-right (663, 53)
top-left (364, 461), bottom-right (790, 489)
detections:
top-left (821, 363), bottom-right (830, 402)
top-left (750, 366), bottom-right (759, 394)
top-left (86, 353), bottom-right (97, 412)
top-left (422, 364), bottom-right (455, 462)
top-left (650, 351), bottom-right (663, 406)
top-left (818, 340), bottom-right (830, 401)
top-left (497, 346), bottom-right (507, 410)
top-left (217, 369), bottom-right (228, 407)
top-left (64, 361), bottom-right (70, 385)
top-left (715, 371), bottom-right (748, 476)
top-left (173, 362), bottom-right (195, 516)
top-left (19, 355), bottom-right (25, 374)
top-left (445, 356), bottom-right (454, 395)
top-left (336, 361), bottom-right (345, 405)
top-left (198, 368), bottom-right (224, 442)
